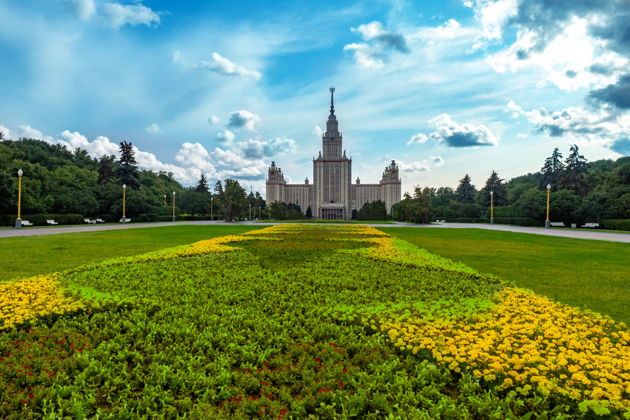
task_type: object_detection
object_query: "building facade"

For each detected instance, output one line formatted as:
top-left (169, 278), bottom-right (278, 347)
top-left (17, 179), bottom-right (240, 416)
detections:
top-left (266, 88), bottom-right (401, 220)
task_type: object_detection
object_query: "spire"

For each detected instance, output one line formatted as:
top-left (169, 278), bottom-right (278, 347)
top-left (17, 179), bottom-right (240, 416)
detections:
top-left (329, 87), bottom-right (335, 115)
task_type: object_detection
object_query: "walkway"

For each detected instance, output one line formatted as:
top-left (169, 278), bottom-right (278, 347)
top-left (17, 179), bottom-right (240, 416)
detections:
top-left (1, 221), bottom-right (629, 243)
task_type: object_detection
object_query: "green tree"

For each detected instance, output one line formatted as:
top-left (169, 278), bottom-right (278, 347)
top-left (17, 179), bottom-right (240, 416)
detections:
top-left (477, 171), bottom-right (507, 208)
top-left (221, 178), bottom-right (247, 221)
top-left (97, 155), bottom-right (116, 185)
top-left (514, 187), bottom-right (546, 220)
top-left (561, 144), bottom-right (589, 194)
top-left (116, 141), bottom-right (139, 189)
top-left (541, 147), bottom-right (564, 189)
top-left (357, 200), bottom-right (387, 220)
top-left (306, 206), bottom-right (313, 218)
top-left (455, 174), bottom-right (476, 203)
top-left (391, 187), bottom-right (432, 223)
top-left (196, 174), bottom-right (209, 193)
top-left (269, 201), bottom-right (286, 219)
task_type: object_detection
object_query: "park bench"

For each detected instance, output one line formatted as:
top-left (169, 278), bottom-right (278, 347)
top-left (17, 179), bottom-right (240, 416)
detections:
top-left (84, 218), bottom-right (96, 224)
top-left (119, 218), bottom-right (131, 223)
top-left (21, 220), bottom-right (34, 227)
top-left (95, 218), bottom-right (105, 223)
top-left (582, 222), bottom-right (600, 228)
top-left (46, 219), bottom-right (58, 225)
top-left (549, 222), bottom-right (565, 227)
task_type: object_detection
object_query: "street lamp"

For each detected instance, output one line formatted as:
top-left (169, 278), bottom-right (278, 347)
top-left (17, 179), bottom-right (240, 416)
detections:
top-left (163, 194), bottom-right (167, 206)
top-left (122, 184), bottom-right (127, 222)
top-left (172, 191), bottom-right (176, 222)
top-left (210, 196), bottom-right (214, 221)
top-left (545, 184), bottom-right (551, 228)
top-left (490, 190), bottom-right (494, 224)
top-left (15, 169), bottom-right (23, 228)
top-left (249, 204), bottom-right (252, 221)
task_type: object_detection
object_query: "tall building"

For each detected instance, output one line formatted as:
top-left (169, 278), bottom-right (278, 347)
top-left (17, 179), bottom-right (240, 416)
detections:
top-left (266, 88), bottom-right (401, 220)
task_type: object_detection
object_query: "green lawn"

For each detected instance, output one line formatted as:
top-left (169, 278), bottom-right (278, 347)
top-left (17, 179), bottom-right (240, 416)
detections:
top-left (258, 219), bottom-right (395, 224)
top-left (382, 227), bottom-right (630, 324)
top-left (0, 225), bottom-right (255, 282)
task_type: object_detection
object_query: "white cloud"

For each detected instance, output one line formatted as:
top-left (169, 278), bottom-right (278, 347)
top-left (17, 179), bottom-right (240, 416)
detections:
top-left (427, 113), bottom-right (499, 147)
top-left (344, 21), bottom-right (410, 69)
top-left (466, 0), bottom-right (518, 41)
top-left (313, 125), bottom-right (323, 137)
top-left (61, 0), bottom-right (96, 21)
top-left (215, 129), bottom-right (235, 144)
top-left (240, 137), bottom-right (296, 159)
top-left (15, 125), bottom-right (54, 142)
top-left (226, 110), bottom-right (260, 131)
top-left (209, 115), bottom-right (220, 125)
top-left (102, 2), bottom-right (160, 28)
top-left (407, 132), bottom-right (428, 145)
top-left (199, 52), bottom-right (262, 79)
top-left (430, 155), bottom-right (445, 166)
top-left (172, 50), bottom-right (181, 63)
top-left (507, 100), bottom-right (630, 154)
top-left (0, 125), bottom-right (13, 139)
top-left (145, 123), bottom-right (160, 134)
top-left (398, 160), bottom-right (430, 173)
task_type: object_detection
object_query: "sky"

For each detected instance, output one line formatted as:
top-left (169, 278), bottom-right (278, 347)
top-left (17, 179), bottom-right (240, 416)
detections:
top-left (1, 0), bottom-right (629, 196)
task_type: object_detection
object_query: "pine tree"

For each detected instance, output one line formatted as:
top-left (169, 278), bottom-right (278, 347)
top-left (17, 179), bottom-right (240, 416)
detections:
top-left (561, 144), bottom-right (589, 194)
top-left (455, 174), bottom-right (476, 203)
top-left (116, 141), bottom-right (139, 188)
top-left (541, 147), bottom-right (564, 189)
top-left (478, 171), bottom-right (507, 207)
top-left (97, 155), bottom-right (116, 184)
top-left (196, 174), bottom-right (209, 193)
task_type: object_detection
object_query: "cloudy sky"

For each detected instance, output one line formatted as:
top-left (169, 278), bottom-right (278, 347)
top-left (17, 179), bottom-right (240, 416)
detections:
top-left (1, 0), bottom-right (629, 194)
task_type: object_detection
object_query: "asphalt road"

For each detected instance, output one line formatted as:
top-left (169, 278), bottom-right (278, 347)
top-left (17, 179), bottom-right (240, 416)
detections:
top-left (1, 221), bottom-right (629, 243)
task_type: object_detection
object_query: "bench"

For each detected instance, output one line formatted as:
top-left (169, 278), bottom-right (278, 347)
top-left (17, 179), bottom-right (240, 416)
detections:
top-left (549, 222), bottom-right (565, 227)
top-left (119, 218), bottom-right (131, 223)
top-left (46, 219), bottom-right (58, 225)
top-left (582, 222), bottom-right (600, 228)
top-left (21, 220), bottom-right (34, 227)
top-left (95, 218), bottom-right (105, 223)
top-left (84, 219), bottom-right (96, 224)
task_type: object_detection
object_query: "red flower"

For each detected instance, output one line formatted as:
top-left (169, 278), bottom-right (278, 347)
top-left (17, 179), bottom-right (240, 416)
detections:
top-left (279, 409), bottom-right (287, 415)
top-left (22, 400), bottom-right (28, 405)
top-left (338, 382), bottom-right (345, 387)
top-left (318, 388), bottom-right (331, 393)
top-left (28, 394), bottom-right (35, 399)
top-left (314, 358), bottom-right (321, 363)
top-left (263, 362), bottom-right (269, 366)
top-left (342, 368), bottom-right (348, 373)
top-left (261, 381), bottom-right (269, 386)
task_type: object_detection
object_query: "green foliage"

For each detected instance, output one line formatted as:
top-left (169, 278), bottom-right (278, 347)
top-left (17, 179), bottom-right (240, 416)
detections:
top-left (356, 200), bottom-right (387, 220)
top-left (455, 174), bottom-right (476, 203)
top-left (268, 201), bottom-right (305, 220)
top-left (600, 219), bottom-right (630, 231)
top-left (540, 147), bottom-right (565, 189)
top-left (116, 141), bottom-right (139, 189)
top-left (391, 187), bottom-right (432, 223)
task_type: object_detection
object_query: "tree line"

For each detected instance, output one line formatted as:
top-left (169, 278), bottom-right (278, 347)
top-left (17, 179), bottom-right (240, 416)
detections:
top-left (392, 145), bottom-right (629, 228)
top-left (0, 138), bottom-right (265, 225)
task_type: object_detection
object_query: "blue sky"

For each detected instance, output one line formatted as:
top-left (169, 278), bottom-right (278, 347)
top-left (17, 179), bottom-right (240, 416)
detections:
top-left (1, 0), bottom-right (629, 195)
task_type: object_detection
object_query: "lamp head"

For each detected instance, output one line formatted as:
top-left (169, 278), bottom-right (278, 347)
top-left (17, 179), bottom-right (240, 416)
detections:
top-left (122, 184), bottom-right (126, 189)
top-left (490, 190), bottom-right (494, 196)
top-left (173, 191), bottom-right (176, 195)
top-left (547, 184), bottom-right (551, 190)
top-left (17, 169), bottom-right (23, 177)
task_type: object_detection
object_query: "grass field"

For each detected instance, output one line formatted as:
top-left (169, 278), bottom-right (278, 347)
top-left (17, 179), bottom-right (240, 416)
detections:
top-left (257, 219), bottom-right (395, 224)
top-left (1, 225), bottom-right (627, 418)
top-left (383, 227), bottom-right (630, 324)
top-left (0, 225), bottom-right (255, 281)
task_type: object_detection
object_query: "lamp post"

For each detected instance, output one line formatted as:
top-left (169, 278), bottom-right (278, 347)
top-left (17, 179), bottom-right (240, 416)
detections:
top-left (490, 190), bottom-right (494, 224)
top-left (163, 194), bottom-right (167, 206)
top-left (545, 184), bottom-right (551, 228)
top-left (122, 184), bottom-right (127, 222)
top-left (249, 204), bottom-right (252, 221)
top-left (172, 191), bottom-right (176, 222)
top-left (15, 169), bottom-right (23, 228)
top-left (210, 196), bottom-right (214, 221)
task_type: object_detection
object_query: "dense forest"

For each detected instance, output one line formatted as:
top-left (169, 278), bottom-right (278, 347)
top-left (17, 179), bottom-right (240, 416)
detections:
top-left (1, 138), bottom-right (628, 229)
top-left (0, 138), bottom-right (265, 225)
top-left (392, 145), bottom-right (630, 229)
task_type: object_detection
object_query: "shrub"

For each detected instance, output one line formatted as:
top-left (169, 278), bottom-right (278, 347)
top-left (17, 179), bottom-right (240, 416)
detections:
top-left (1, 214), bottom-right (85, 226)
top-left (600, 219), bottom-right (630, 231)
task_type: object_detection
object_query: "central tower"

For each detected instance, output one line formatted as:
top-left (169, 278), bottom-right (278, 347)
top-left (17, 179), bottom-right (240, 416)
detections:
top-left (313, 87), bottom-right (352, 220)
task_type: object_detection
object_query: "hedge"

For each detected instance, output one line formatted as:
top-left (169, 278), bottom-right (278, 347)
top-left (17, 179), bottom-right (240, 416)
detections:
top-left (600, 219), bottom-right (630, 231)
top-left (492, 217), bottom-right (540, 226)
top-left (0, 214), bottom-right (85, 226)
top-left (444, 218), bottom-right (488, 223)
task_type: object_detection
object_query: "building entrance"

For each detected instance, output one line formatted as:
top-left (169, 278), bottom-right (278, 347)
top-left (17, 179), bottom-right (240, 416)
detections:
top-left (321, 208), bottom-right (345, 220)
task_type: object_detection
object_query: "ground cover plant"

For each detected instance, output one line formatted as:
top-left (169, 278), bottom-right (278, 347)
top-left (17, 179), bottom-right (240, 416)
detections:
top-left (0, 225), bottom-right (255, 281)
top-left (383, 227), bottom-right (630, 324)
top-left (0, 225), bottom-right (628, 418)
